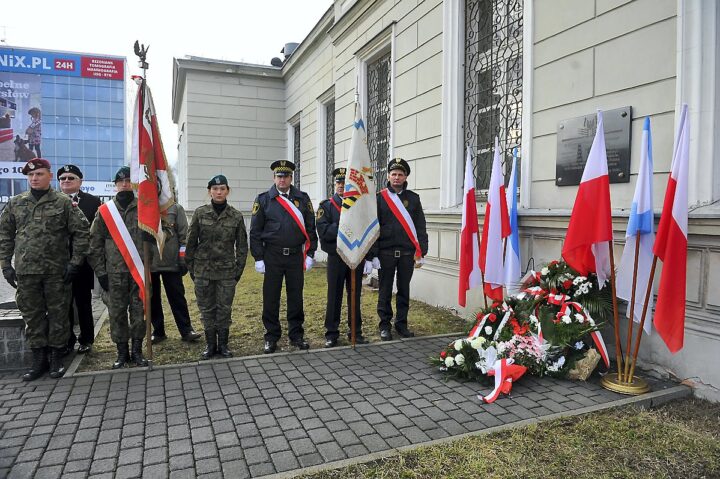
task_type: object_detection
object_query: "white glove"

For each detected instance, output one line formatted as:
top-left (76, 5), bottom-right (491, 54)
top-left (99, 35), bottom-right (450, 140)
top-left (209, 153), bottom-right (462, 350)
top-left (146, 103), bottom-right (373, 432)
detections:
top-left (255, 260), bottom-right (265, 274)
top-left (415, 257), bottom-right (426, 269)
top-left (363, 260), bottom-right (373, 275)
top-left (371, 257), bottom-right (381, 270)
top-left (305, 256), bottom-right (314, 271)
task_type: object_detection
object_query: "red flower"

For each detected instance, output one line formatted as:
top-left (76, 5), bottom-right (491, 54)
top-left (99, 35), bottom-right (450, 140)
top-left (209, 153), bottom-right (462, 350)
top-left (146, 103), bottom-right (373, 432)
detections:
top-left (487, 313), bottom-right (497, 323)
top-left (563, 279), bottom-right (573, 290)
top-left (440, 351), bottom-right (447, 359)
top-left (510, 318), bottom-right (529, 335)
top-left (549, 260), bottom-right (559, 266)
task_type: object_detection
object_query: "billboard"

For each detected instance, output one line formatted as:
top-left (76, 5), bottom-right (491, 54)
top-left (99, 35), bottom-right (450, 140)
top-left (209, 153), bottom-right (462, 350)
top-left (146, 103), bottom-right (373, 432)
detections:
top-left (0, 47), bottom-right (126, 204)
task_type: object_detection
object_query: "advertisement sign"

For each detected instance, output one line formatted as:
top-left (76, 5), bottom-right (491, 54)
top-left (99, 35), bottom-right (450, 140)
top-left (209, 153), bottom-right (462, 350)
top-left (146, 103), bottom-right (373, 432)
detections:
top-left (0, 47), bottom-right (124, 80)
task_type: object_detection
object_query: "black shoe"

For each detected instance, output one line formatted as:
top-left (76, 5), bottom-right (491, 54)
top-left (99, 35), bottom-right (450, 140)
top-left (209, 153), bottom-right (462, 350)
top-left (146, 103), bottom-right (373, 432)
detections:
top-left (182, 330), bottom-right (201, 342)
top-left (395, 327), bottom-right (415, 338)
top-left (380, 329), bottom-right (393, 341)
top-left (112, 342), bottom-right (129, 369)
top-left (23, 348), bottom-right (49, 381)
top-left (347, 334), bottom-right (369, 344)
top-left (264, 340), bottom-right (277, 354)
top-left (201, 329), bottom-right (216, 360)
top-left (77, 344), bottom-right (92, 354)
top-left (324, 339), bottom-right (337, 348)
top-left (217, 329), bottom-right (233, 358)
top-left (290, 339), bottom-right (310, 350)
top-left (151, 334), bottom-right (167, 345)
top-left (49, 348), bottom-right (66, 379)
top-left (130, 339), bottom-right (149, 367)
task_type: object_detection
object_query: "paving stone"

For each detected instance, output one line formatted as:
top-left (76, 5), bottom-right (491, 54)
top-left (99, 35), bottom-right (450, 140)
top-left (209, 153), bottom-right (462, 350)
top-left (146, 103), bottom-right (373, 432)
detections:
top-left (244, 445), bottom-right (270, 465)
top-left (193, 441), bottom-right (219, 460)
top-left (33, 465), bottom-right (64, 479)
top-left (221, 459), bottom-right (250, 479)
top-left (271, 450), bottom-right (300, 472)
top-left (169, 453), bottom-right (194, 471)
top-left (195, 457), bottom-right (221, 475)
top-left (115, 463), bottom-right (142, 479)
top-left (143, 463), bottom-right (170, 479)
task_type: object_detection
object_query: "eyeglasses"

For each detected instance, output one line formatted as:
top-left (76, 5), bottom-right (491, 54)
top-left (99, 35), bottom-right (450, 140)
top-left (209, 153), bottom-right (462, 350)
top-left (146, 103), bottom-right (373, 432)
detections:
top-left (59, 176), bottom-right (79, 181)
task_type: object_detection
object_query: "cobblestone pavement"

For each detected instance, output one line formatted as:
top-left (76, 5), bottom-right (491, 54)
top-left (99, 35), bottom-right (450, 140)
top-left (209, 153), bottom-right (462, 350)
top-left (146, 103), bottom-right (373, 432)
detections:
top-left (0, 335), bottom-right (686, 479)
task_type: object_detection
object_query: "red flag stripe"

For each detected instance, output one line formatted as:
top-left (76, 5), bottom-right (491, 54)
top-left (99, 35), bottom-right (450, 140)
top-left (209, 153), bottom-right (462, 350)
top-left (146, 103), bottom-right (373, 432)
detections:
top-left (98, 202), bottom-right (145, 303)
top-left (380, 189), bottom-right (422, 258)
top-left (276, 195), bottom-right (311, 269)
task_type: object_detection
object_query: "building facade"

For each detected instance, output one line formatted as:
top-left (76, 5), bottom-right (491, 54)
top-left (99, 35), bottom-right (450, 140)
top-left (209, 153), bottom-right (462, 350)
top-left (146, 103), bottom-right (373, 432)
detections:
top-left (172, 0), bottom-right (720, 400)
top-left (0, 46), bottom-right (126, 202)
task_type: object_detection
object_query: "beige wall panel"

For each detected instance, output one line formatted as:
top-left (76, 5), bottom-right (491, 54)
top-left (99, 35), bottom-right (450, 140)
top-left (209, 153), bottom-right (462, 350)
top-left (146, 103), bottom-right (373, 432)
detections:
top-left (535, 0), bottom-right (675, 67)
top-left (596, 0), bottom-right (633, 15)
top-left (685, 248), bottom-right (703, 305)
top-left (415, 104), bottom-right (442, 142)
top-left (439, 230), bottom-right (458, 261)
top-left (256, 107), bottom-right (285, 123)
top-left (395, 23), bottom-right (418, 61)
top-left (426, 229), bottom-right (439, 259)
top-left (532, 79), bottom-right (676, 137)
top-left (529, 236), bottom-right (564, 267)
top-left (395, 136), bottom-right (441, 163)
top-left (413, 155), bottom-right (441, 190)
top-left (595, 19), bottom-right (676, 96)
top-left (220, 144), bottom-right (257, 159)
top-left (395, 86), bottom-right (440, 120)
top-left (533, 49), bottom-right (594, 112)
top-left (530, 135), bottom-right (557, 182)
top-left (707, 250), bottom-right (720, 310)
top-left (416, 53), bottom-right (442, 95)
top-left (530, 180), bottom-right (582, 210)
top-left (394, 115), bottom-right (417, 147)
top-left (395, 69), bottom-right (418, 106)
top-left (417, 2), bottom-right (443, 46)
top-left (188, 142), bottom-right (221, 158)
top-left (256, 128), bottom-right (286, 140)
top-left (219, 126), bottom-right (257, 139)
top-left (219, 84), bottom-right (258, 98)
top-left (256, 146), bottom-right (287, 160)
top-left (534, 0), bottom-right (594, 41)
top-left (395, 34), bottom-right (442, 76)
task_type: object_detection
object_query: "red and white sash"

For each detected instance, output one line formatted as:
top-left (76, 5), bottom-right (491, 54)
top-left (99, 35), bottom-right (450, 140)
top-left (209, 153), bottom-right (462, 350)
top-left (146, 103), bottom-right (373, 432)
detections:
top-left (380, 188), bottom-right (422, 258)
top-left (276, 194), bottom-right (311, 269)
top-left (98, 201), bottom-right (145, 302)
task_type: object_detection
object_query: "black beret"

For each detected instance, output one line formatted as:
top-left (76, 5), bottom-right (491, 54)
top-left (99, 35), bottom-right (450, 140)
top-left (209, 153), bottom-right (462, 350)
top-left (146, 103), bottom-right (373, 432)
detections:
top-left (114, 166), bottom-right (131, 182)
top-left (57, 164), bottom-right (83, 179)
top-left (208, 174), bottom-right (228, 188)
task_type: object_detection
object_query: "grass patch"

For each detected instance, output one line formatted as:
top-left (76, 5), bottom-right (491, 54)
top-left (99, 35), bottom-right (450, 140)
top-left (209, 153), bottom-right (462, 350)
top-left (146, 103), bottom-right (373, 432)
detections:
top-left (78, 257), bottom-right (466, 372)
top-left (303, 398), bottom-right (720, 479)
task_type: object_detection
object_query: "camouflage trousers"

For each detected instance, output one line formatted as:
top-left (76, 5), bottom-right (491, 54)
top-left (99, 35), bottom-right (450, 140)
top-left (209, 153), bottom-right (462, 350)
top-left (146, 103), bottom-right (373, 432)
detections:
top-left (107, 273), bottom-right (145, 343)
top-left (194, 278), bottom-right (236, 330)
top-left (16, 274), bottom-right (71, 348)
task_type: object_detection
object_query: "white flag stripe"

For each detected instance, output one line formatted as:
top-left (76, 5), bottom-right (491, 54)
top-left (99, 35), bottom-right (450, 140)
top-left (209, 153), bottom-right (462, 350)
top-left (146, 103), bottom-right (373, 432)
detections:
top-left (484, 137), bottom-right (505, 287)
top-left (106, 200), bottom-right (145, 282)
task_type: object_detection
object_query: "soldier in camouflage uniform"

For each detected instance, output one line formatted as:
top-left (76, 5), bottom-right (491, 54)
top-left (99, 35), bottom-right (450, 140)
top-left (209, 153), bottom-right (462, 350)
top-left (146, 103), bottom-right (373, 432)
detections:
top-left (186, 175), bottom-right (248, 360)
top-left (88, 166), bottom-right (149, 369)
top-left (0, 158), bottom-right (90, 381)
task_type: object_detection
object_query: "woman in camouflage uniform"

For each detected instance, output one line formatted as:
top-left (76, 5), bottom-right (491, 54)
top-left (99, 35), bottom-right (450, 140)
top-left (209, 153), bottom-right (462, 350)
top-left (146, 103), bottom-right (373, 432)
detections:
top-left (186, 175), bottom-right (248, 360)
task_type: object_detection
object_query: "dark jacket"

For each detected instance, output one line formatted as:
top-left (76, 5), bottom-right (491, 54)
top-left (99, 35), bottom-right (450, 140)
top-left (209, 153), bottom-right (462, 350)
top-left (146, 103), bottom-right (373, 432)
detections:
top-left (249, 185), bottom-right (318, 261)
top-left (151, 204), bottom-right (188, 273)
top-left (316, 193), bottom-right (343, 256)
top-left (72, 190), bottom-right (101, 286)
top-left (371, 183), bottom-right (428, 257)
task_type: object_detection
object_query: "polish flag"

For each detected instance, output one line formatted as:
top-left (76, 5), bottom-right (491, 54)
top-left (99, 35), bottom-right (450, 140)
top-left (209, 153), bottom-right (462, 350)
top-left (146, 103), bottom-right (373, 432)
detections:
top-left (653, 104), bottom-right (690, 353)
top-left (480, 137), bottom-right (511, 301)
top-left (562, 111), bottom-right (613, 288)
top-left (459, 147), bottom-right (482, 307)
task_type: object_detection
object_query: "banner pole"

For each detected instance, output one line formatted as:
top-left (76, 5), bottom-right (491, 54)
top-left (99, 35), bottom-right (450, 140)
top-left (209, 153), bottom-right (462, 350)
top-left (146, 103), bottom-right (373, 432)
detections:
top-left (350, 267), bottom-right (357, 349)
top-left (608, 242), bottom-right (624, 381)
top-left (144, 240), bottom-right (153, 366)
top-left (623, 230), bottom-right (641, 381)
top-left (628, 256), bottom-right (658, 381)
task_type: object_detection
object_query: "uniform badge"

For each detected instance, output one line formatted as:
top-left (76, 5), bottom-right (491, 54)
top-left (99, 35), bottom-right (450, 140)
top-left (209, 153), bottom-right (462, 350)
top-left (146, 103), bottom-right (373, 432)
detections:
top-left (215, 177), bottom-right (221, 184)
top-left (293, 199), bottom-right (300, 207)
top-left (403, 200), bottom-right (409, 208)
top-left (281, 160), bottom-right (286, 167)
top-left (64, 166), bottom-right (71, 172)
top-left (317, 208), bottom-right (324, 218)
top-left (307, 200), bottom-right (314, 213)
top-left (252, 202), bottom-right (260, 215)
top-left (29, 163), bottom-right (35, 170)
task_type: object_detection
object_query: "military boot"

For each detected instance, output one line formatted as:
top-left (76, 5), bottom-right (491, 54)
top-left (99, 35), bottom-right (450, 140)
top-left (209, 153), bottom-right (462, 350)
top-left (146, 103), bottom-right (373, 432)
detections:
top-left (201, 329), bottom-right (217, 360)
top-left (49, 348), bottom-right (66, 379)
top-left (217, 329), bottom-right (233, 358)
top-left (112, 342), bottom-right (129, 369)
top-left (22, 347), bottom-right (49, 381)
top-left (130, 339), bottom-right (149, 367)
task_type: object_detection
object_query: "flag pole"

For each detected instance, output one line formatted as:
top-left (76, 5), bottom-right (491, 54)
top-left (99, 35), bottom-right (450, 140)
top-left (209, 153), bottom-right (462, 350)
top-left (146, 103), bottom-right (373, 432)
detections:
top-left (628, 256), bottom-right (658, 381)
top-left (608, 243), bottom-right (624, 381)
top-left (622, 230), bottom-right (641, 381)
top-left (135, 41), bottom-right (153, 367)
top-left (350, 268), bottom-right (357, 349)
top-left (477, 212), bottom-right (488, 309)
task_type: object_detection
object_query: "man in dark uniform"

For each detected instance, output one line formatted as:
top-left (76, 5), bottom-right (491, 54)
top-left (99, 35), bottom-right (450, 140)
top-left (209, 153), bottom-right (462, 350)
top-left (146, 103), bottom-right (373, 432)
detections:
top-left (371, 158), bottom-right (428, 341)
top-left (0, 158), bottom-right (90, 380)
top-left (250, 160), bottom-right (318, 354)
top-left (317, 168), bottom-right (373, 347)
top-left (57, 164), bottom-right (101, 355)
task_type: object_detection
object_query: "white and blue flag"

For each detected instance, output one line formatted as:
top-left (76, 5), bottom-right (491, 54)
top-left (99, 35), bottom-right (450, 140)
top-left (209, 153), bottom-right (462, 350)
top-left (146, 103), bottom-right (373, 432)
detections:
top-left (617, 117), bottom-right (655, 333)
top-left (337, 105), bottom-right (380, 270)
top-left (503, 148), bottom-right (521, 289)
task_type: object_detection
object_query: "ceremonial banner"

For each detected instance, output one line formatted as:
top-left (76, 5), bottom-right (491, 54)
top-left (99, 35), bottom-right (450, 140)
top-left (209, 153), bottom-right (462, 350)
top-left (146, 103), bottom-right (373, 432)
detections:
top-left (654, 104), bottom-right (690, 353)
top-left (337, 105), bottom-right (379, 270)
top-left (617, 117), bottom-right (655, 334)
top-left (562, 111), bottom-right (613, 288)
top-left (459, 147), bottom-right (482, 307)
top-left (480, 137), bottom-right (511, 300)
top-left (130, 76), bottom-right (174, 256)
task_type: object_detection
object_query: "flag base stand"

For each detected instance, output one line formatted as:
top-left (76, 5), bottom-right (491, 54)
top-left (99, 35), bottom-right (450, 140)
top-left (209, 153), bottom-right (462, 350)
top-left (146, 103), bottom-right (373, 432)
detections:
top-left (600, 372), bottom-right (650, 395)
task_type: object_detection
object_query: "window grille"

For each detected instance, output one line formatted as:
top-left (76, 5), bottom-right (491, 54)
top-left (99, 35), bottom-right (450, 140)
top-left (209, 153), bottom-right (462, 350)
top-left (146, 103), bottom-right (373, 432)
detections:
top-left (325, 102), bottom-right (336, 198)
top-left (464, 0), bottom-right (522, 190)
top-left (367, 51), bottom-right (392, 192)
top-left (293, 123), bottom-right (301, 189)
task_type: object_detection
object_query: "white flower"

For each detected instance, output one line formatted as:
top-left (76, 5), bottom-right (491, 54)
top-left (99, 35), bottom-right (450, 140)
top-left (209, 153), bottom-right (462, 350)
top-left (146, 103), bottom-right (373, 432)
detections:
top-left (484, 326), bottom-right (493, 335)
top-left (455, 353), bottom-right (465, 366)
top-left (454, 339), bottom-right (465, 351)
top-left (529, 314), bottom-right (539, 326)
top-left (573, 276), bottom-right (587, 285)
top-left (470, 337), bottom-right (486, 349)
top-left (547, 356), bottom-right (566, 372)
top-left (574, 313), bottom-right (585, 323)
top-left (574, 341), bottom-right (584, 350)
top-left (561, 315), bottom-right (572, 324)
top-left (541, 267), bottom-right (549, 275)
top-left (444, 356), bottom-right (455, 367)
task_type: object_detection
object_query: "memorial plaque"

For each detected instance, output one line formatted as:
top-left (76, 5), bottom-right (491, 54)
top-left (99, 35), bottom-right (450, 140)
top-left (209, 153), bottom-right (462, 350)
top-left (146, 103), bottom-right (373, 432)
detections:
top-left (556, 107), bottom-right (632, 186)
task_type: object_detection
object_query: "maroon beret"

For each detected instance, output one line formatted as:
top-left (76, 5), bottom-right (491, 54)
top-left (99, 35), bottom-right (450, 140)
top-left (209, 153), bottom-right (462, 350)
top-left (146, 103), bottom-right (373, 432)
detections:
top-left (21, 158), bottom-right (52, 175)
